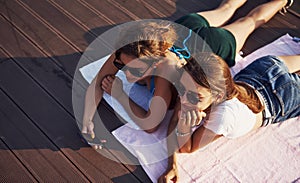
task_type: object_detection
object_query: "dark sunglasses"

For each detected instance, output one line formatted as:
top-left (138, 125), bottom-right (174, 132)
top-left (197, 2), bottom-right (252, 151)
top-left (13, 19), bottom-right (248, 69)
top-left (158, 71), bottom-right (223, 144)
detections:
top-left (174, 81), bottom-right (201, 105)
top-left (113, 51), bottom-right (153, 77)
top-left (113, 50), bottom-right (124, 69)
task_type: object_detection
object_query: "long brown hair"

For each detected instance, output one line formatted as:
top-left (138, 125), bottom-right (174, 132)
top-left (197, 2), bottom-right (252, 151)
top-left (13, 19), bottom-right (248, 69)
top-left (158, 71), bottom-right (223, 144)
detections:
top-left (183, 53), bottom-right (264, 113)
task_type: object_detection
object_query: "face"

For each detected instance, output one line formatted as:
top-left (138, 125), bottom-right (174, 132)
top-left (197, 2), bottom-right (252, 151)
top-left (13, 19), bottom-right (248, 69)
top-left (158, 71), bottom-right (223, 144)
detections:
top-left (177, 72), bottom-right (214, 112)
top-left (113, 51), bottom-right (154, 82)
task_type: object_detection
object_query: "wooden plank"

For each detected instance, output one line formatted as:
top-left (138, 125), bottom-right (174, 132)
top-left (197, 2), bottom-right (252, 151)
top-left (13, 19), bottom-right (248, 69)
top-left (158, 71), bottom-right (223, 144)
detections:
top-left (0, 1), bottom-right (151, 181)
top-left (74, 0), bottom-right (137, 23)
top-left (14, 0), bottom-right (89, 52)
top-left (0, 14), bottom-right (74, 114)
top-left (46, 0), bottom-right (115, 32)
top-left (0, 1), bottom-right (109, 116)
top-left (288, 1), bottom-right (300, 18)
top-left (241, 14), bottom-right (300, 55)
top-left (0, 0), bottom-right (82, 75)
top-left (0, 67), bottom-right (88, 181)
top-left (0, 141), bottom-right (37, 182)
top-left (266, 14), bottom-right (300, 37)
top-left (0, 50), bottom-right (145, 181)
top-left (0, 10), bottom-right (149, 183)
top-left (42, 0), bottom-right (125, 48)
top-left (106, 0), bottom-right (170, 19)
top-left (173, 0), bottom-right (208, 15)
top-left (214, 0), bottom-right (300, 55)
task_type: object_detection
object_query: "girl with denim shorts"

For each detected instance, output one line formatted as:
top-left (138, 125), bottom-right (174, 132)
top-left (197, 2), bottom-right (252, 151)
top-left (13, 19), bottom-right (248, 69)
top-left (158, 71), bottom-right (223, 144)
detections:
top-left (159, 53), bottom-right (300, 182)
top-left (173, 53), bottom-right (300, 151)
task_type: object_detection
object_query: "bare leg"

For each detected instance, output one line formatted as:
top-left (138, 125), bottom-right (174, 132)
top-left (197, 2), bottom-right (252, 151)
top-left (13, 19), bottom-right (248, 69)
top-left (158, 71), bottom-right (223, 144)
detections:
top-left (278, 55), bottom-right (300, 73)
top-left (198, 0), bottom-right (247, 27)
top-left (222, 0), bottom-right (287, 53)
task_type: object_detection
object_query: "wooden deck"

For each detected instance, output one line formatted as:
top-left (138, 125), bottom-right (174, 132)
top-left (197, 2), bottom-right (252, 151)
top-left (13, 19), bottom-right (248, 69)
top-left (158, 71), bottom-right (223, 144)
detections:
top-left (0, 0), bottom-right (299, 182)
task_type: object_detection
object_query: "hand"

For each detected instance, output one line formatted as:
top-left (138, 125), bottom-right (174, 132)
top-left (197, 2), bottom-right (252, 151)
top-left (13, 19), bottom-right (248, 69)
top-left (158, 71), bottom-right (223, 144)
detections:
top-left (177, 110), bottom-right (206, 133)
top-left (81, 120), bottom-right (107, 150)
top-left (101, 75), bottom-right (124, 99)
top-left (81, 119), bottom-right (95, 139)
top-left (158, 168), bottom-right (178, 183)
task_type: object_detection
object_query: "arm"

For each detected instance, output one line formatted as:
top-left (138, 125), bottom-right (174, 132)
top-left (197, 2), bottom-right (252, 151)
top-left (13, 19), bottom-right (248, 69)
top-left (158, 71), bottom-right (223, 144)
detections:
top-left (104, 75), bottom-right (173, 132)
top-left (158, 100), bottom-right (180, 183)
top-left (81, 53), bottom-right (119, 138)
top-left (176, 110), bottom-right (222, 153)
top-left (158, 152), bottom-right (179, 183)
top-left (178, 125), bottom-right (221, 153)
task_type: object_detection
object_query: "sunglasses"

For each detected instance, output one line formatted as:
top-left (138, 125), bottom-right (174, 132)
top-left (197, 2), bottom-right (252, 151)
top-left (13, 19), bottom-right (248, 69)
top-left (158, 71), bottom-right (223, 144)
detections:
top-left (174, 81), bottom-right (201, 105)
top-left (113, 51), bottom-right (153, 77)
top-left (113, 50), bottom-right (123, 69)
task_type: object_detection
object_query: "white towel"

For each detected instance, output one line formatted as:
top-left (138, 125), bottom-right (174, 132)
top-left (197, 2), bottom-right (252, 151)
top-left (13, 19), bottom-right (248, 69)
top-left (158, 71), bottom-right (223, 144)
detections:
top-left (79, 33), bottom-right (300, 183)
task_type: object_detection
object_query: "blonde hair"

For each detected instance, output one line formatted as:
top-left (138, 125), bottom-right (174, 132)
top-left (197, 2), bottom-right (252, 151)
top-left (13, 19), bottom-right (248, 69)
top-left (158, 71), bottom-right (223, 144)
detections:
top-left (117, 21), bottom-right (177, 60)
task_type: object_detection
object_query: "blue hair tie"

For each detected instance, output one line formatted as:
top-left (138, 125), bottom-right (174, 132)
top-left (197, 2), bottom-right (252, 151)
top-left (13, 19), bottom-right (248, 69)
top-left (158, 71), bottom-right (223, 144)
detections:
top-left (169, 29), bottom-right (192, 59)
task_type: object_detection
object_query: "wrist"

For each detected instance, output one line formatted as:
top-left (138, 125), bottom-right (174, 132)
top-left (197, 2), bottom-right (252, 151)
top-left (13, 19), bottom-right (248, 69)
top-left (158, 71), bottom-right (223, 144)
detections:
top-left (83, 118), bottom-right (93, 123)
top-left (175, 128), bottom-right (192, 137)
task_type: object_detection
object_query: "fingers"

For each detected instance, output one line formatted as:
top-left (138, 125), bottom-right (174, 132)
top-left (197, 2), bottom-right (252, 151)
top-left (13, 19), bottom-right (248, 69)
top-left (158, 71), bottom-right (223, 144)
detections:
top-left (101, 75), bottom-right (124, 97)
top-left (195, 110), bottom-right (206, 126)
top-left (92, 144), bottom-right (103, 150)
top-left (91, 139), bottom-right (107, 150)
top-left (178, 110), bottom-right (206, 127)
top-left (113, 76), bottom-right (122, 84)
top-left (82, 121), bottom-right (95, 139)
top-left (186, 111), bottom-right (191, 125)
top-left (101, 75), bottom-right (114, 93)
top-left (178, 111), bottom-right (186, 123)
top-left (81, 126), bottom-right (88, 134)
top-left (87, 121), bottom-right (95, 139)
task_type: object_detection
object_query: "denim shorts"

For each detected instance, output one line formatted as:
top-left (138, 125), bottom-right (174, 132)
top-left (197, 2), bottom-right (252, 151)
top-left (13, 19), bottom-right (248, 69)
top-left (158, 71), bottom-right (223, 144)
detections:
top-left (234, 55), bottom-right (300, 126)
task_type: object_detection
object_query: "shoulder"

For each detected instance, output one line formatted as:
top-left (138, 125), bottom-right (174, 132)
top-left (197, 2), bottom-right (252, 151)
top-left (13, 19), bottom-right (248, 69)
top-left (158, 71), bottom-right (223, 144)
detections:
top-left (204, 99), bottom-right (237, 135)
top-left (156, 57), bottom-right (181, 80)
top-left (204, 98), bottom-right (247, 136)
top-left (204, 98), bottom-right (257, 138)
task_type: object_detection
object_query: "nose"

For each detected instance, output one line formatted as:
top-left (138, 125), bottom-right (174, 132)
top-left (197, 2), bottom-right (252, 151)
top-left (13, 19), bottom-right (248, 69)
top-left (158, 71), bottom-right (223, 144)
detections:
top-left (180, 92), bottom-right (188, 103)
top-left (179, 94), bottom-right (194, 111)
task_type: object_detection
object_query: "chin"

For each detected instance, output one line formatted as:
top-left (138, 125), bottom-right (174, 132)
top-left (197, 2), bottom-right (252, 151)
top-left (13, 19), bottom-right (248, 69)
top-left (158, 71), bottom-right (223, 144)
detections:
top-left (126, 76), bottom-right (137, 83)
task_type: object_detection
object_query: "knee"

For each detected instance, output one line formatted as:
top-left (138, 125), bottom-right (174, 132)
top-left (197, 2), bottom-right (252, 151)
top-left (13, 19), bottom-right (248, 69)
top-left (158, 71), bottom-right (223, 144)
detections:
top-left (242, 13), bottom-right (267, 28)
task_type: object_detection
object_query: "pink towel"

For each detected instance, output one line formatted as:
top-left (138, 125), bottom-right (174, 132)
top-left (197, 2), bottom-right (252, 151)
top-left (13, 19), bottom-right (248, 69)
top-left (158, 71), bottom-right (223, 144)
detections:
top-left (175, 117), bottom-right (300, 182)
top-left (111, 34), bottom-right (300, 183)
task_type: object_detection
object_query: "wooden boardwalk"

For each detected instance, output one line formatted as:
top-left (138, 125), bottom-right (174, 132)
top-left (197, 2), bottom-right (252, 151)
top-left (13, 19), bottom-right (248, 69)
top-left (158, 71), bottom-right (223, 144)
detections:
top-left (0, 0), bottom-right (299, 182)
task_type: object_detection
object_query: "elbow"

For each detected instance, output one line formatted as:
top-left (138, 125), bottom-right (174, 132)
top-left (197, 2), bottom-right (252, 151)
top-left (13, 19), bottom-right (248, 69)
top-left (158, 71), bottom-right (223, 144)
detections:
top-left (144, 126), bottom-right (159, 134)
top-left (178, 146), bottom-right (192, 153)
top-left (179, 147), bottom-right (200, 154)
top-left (143, 115), bottom-right (163, 133)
